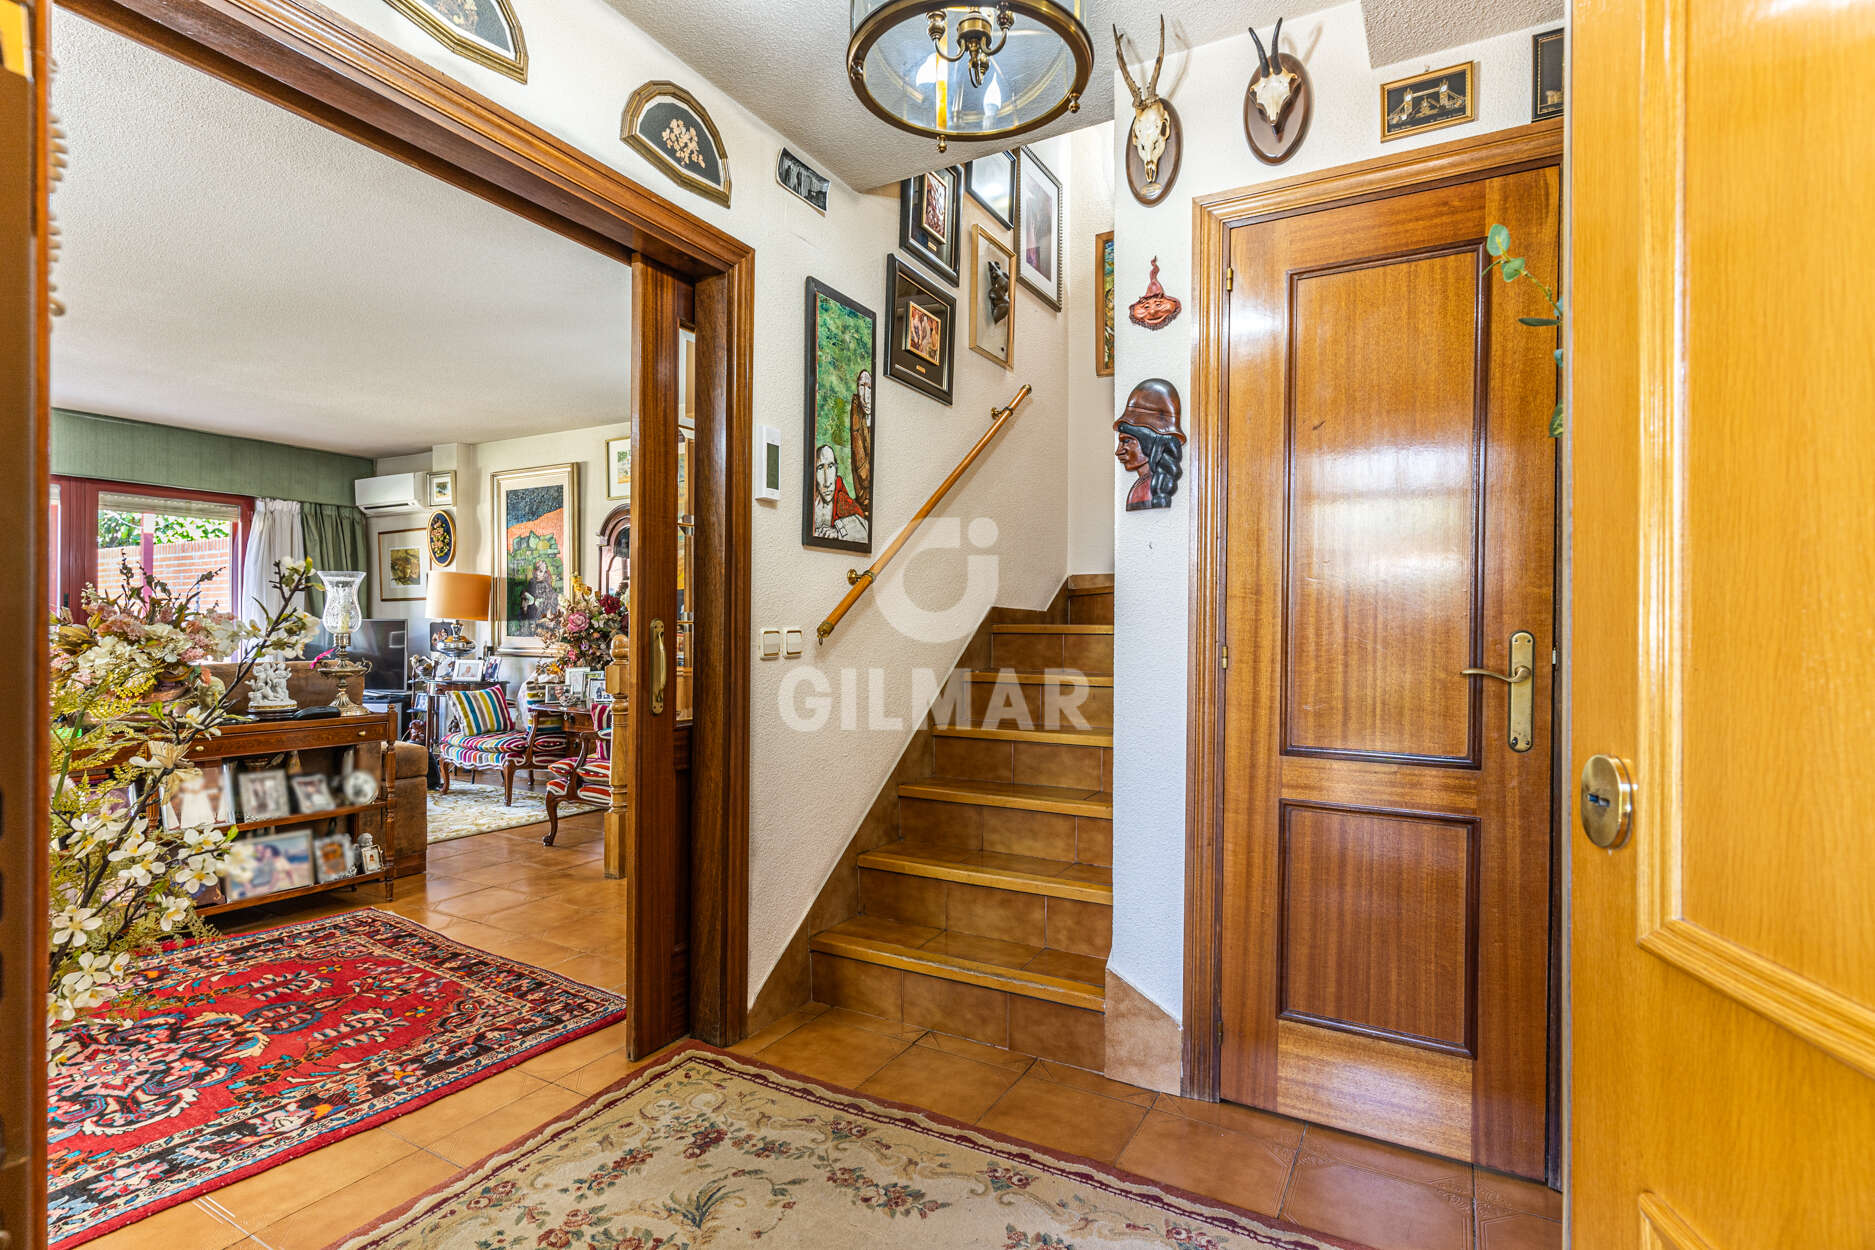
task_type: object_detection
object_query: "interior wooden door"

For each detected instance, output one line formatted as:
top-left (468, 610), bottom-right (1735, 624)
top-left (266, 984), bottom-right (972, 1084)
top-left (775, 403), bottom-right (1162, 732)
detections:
top-left (1218, 165), bottom-right (1559, 1178)
top-left (1569, 0), bottom-right (1875, 1241)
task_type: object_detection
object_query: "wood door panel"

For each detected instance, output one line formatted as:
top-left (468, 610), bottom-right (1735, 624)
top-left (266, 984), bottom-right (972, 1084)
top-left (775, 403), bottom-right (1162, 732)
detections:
top-left (1275, 1019), bottom-right (1472, 1161)
top-left (1279, 755), bottom-right (1481, 814)
top-left (1279, 804), bottom-right (1476, 1051)
top-left (1285, 248), bottom-right (1484, 764)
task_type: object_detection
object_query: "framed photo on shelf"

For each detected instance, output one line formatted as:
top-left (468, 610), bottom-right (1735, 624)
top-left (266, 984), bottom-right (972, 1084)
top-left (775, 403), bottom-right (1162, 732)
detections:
top-left (312, 830), bottom-right (356, 882)
top-left (1094, 231), bottom-right (1115, 377)
top-left (160, 766), bottom-right (233, 831)
top-left (1015, 146), bottom-right (1062, 309)
top-left (606, 435), bottom-right (631, 500)
top-left (965, 150), bottom-right (1016, 227)
top-left (235, 768), bottom-right (292, 823)
top-left (427, 470), bottom-right (457, 507)
top-left (898, 165), bottom-right (962, 286)
top-left (228, 829), bottom-right (314, 900)
top-left (491, 462), bottom-right (579, 654)
top-left (801, 276), bottom-right (877, 555)
top-left (376, 527), bottom-right (428, 602)
top-left (970, 225), bottom-right (1016, 369)
top-left (290, 774), bottom-right (336, 814)
top-left (886, 255), bottom-right (956, 405)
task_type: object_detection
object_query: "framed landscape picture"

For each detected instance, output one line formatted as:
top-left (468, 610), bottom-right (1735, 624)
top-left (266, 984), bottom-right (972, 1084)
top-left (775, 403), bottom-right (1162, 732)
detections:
top-left (1015, 147), bottom-right (1062, 309)
top-left (1095, 231), bottom-right (1115, 377)
top-left (491, 463), bottom-right (579, 654)
top-left (898, 165), bottom-right (962, 286)
top-left (376, 526), bottom-right (428, 602)
top-left (802, 277), bottom-right (876, 555)
top-left (1381, 61), bottom-right (1477, 141)
top-left (886, 255), bottom-right (956, 405)
top-left (606, 435), bottom-right (631, 501)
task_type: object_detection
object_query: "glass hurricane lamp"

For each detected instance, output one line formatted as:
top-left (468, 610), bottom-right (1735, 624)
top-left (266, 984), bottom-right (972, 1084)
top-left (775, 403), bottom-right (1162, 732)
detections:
top-left (314, 569), bottom-right (370, 716)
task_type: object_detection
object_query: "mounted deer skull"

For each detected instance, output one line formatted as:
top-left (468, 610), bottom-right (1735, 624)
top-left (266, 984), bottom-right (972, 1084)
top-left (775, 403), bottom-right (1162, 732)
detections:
top-left (1247, 19), bottom-right (1301, 133)
top-left (1114, 18), bottom-right (1174, 199)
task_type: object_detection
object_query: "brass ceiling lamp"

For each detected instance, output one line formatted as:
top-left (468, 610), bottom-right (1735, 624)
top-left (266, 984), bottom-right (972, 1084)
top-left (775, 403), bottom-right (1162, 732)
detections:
top-left (848, 1), bottom-right (1094, 152)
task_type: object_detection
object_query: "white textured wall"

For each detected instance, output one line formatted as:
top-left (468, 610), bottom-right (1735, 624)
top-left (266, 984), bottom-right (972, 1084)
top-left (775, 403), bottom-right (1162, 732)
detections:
top-left (1065, 123), bottom-right (1117, 577)
top-left (1107, 4), bottom-right (1563, 1021)
top-left (315, 0), bottom-right (1076, 1003)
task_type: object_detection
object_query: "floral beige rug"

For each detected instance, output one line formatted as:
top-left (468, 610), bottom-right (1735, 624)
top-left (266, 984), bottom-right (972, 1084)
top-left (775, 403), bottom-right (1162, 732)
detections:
top-left (427, 781), bottom-right (601, 844)
top-left (334, 1045), bottom-right (1366, 1250)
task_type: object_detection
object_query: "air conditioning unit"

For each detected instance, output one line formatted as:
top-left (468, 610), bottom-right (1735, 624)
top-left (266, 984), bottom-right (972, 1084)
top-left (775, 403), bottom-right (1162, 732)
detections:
top-left (353, 472), bottom-right (426, 516)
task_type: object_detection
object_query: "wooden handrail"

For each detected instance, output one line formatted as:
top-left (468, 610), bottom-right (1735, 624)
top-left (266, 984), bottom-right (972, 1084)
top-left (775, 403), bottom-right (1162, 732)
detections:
top-left (818, 383), bottom-right (1032, 643)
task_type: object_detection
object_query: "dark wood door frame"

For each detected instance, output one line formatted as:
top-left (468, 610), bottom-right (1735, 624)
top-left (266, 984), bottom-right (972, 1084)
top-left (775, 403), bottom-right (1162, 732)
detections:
top-left (51, 0), bottom-right (754, 1051)
top-left (1182, 119), bottom-right (1563, 1101)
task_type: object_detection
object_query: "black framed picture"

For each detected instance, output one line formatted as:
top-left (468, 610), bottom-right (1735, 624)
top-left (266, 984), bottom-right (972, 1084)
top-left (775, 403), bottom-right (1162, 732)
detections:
top-left (1015, 146), bottom-right (1062, 309)
top-left (801, 278), bottom-right (877, 554)
top-left (885, 255), bottom-right (956, 405)
top-left (1380, 61), bottom-right (1477, 141)
top-left (898, 165), bottom-right (962, 286)
top-left (1532, 29), bottom-right (1564, 120)
top-left (965, 150), bottom-right (1016, 227)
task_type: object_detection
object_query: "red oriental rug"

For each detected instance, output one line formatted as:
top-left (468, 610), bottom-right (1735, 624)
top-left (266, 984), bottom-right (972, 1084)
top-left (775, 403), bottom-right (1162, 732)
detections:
top-left (46, 908), bottom-right (627, 1248)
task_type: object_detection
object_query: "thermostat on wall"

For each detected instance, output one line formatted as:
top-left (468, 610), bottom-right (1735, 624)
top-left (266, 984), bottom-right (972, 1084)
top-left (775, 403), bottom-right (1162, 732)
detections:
top-left (756, 426), bottom-right (782, 502)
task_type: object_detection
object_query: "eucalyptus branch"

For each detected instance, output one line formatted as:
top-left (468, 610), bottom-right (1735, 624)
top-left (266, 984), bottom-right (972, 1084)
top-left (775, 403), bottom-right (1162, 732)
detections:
top-left (1485, 223), bottom-right (1566, 439)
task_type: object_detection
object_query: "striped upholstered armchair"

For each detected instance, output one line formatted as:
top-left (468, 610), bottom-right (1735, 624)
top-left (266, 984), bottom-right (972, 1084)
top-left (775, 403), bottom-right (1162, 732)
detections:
top-left (435, 685), bottom-right (570, 805)
top-left (542, 700), bottom-right (614, 846)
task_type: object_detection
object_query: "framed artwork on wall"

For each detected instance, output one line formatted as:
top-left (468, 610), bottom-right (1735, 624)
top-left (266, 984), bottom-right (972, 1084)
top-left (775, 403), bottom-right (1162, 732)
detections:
top-left (1094, 231), bottom-right (1115, 376)
top-left (1532, 29), bottom-right (1564, 120)
top-left (427, 470), bottom-right (456, 507)
top-left (1381, 61), bottom-right (1477, 141)
top-left (606, 435), bottom-right (631, 501)
top-left (490, 463), bottom-right (579, 654)
top-left (621, 80), bottom-right (732, 206)
top-left (970, 225), bottom-right (1015, 370)
top-left (382, 0), bottom-right (526, 83)
top-left (427, 509), bottom-right (456, 568)
top-left (376, 526), bottom-right (429, 602)
top-left (801, 277), bottom-right (876, 555)
top-left (1015, 146), bottom-right (1063, 309)
top-left (965, 150), bottom-right (1016, 227)
top-left (898, 165), bottom-right (962, 286)
top-left (886, 255), bottom-right (956, 405)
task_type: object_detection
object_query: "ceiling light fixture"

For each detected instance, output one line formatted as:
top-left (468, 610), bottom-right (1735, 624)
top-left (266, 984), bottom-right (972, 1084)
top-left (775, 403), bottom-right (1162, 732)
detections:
top-left (848, 1), bottom-right (1094, 152)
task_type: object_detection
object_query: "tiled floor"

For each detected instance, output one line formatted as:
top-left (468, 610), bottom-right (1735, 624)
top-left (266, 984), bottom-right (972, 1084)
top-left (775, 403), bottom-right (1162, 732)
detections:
top-left (86, 808), bottom-right (1563, 1250)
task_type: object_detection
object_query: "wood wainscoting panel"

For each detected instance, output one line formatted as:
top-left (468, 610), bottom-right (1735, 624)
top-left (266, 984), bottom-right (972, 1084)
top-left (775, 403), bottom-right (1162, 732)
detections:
top-left (1275, 1019), bottom-right (1471, 1161)
top-left (1284, 248), bottom-right (1484, 766)
top-left (1279, 804), bottom-right (1476, 1053)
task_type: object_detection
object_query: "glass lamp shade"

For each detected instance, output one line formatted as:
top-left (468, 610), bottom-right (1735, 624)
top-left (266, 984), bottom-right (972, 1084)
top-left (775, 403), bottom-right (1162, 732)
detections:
top-left (848, 0), bottom-right (1092, 148)
top-left (315, 570), bottom-right (366, 637)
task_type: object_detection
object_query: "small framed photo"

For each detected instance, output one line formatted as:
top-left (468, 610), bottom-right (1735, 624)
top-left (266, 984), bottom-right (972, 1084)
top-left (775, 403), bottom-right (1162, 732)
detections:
top-left (236, 769), bottom-right (292, 824)
top-left (1532, 29), bottom-right (1564, 120)
top-left (1015, 147), bottom-right (1062, 310)
top-left (377, 527), bottom-right (428, 602)
top-left (161, 766), bottom-right (233, 831)
top-left (885, 255), bottom-right (956, 405)
top-left (586, 672), bottom-right (608, 703)
top-left (312, 830), bottom-right (355, 882)
top-left (1093, 231), bottom-right (1115, 377)
top-left (229, 830), bottom-right (314, 899)
top-left (1381, 61), bottom-right (1477, 141)
top-left (965, 150), bottom-right (1016, 227)
top-left (969, 225), bottom-right (1015, 370)
top-left (290, 773), bottom-right (336, 814)
top-left (427, 470), bottom-right (457, 507)
top-left (481, 656), bottom-right (503, 682)
top-left (606, 435), bottom-right (631, 501)
top-left (898, 165), bottom-right (962, 286)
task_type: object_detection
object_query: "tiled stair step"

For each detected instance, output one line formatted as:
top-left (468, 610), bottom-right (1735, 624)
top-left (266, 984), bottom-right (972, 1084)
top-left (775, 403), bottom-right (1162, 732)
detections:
top-left (898, 777), bottom-right (1111, 819)
top-left (810, 917), bottom-right (1104, 1011)
top-left (962, 669), bottom-right (1114, 731)
top-left (965, 669), bottom-right (1113, 687)
top-left (989, 623), bottom-right (1114, 675)
top-left (990, 624), bottom-right (1115, 635)
top-left (859, 847), bottom-right (1112, 904)
top-left (933, 725), bottom-right (1113, 747)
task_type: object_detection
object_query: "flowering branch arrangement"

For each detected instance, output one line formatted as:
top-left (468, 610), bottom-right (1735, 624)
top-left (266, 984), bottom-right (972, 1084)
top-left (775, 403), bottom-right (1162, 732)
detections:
top-left (534, 575), bottom-right (625, 673)
top-left (48, 557), bottom-right (319, 1059)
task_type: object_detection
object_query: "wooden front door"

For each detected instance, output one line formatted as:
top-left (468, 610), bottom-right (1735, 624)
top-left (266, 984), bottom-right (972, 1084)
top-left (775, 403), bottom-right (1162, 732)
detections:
top-left (1568, 0), bottom-right (1875, 1240)
top-left (1217, 162), bottom-right (1559, 1178)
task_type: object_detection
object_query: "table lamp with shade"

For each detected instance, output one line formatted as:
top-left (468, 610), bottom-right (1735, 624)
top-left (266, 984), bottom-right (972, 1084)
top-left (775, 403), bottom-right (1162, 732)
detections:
top-left (426, 570), bottom-right (492, 658)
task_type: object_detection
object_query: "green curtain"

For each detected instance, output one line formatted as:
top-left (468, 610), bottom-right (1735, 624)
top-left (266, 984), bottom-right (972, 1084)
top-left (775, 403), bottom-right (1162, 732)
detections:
top-left (300, 502), bottom-right (369, 616)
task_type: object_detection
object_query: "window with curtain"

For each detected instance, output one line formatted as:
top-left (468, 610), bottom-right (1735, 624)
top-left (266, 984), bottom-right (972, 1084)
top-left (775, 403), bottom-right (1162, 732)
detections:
top-left (50, 477), bottom-right (252, 615)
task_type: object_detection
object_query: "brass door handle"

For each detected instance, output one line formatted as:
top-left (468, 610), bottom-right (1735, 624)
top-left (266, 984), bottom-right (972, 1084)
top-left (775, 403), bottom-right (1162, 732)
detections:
top-left (1460, 664), bottom-right (1534, 684)
top-left (1462, 630), bottom-right (1536, 752)
top-left (649, 618), bottom-right (667, 716)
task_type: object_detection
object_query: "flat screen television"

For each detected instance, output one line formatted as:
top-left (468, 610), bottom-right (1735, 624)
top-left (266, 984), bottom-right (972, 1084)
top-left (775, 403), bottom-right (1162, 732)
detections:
top-left (303, 617), bottom-right (408, 692)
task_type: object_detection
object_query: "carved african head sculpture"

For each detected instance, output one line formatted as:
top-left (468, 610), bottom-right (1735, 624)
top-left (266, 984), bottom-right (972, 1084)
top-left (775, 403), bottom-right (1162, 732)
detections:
top-left (1114, 378), bottom-right (1186, 511)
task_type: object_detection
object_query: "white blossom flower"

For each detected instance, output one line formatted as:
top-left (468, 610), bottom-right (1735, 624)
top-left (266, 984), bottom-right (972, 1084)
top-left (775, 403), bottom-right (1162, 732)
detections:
top-left (51, 907), bottom-right (102, 947)
top-left (156, 895), bottom-right (192, 932)
top-left (173, 861), bottom-right (219, 892)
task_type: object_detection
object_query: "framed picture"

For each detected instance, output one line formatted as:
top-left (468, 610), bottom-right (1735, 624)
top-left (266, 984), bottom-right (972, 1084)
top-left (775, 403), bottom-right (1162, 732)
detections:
top-left (965, 150), bottom-right (1016, 227)
top-left (160, 766), bottom-right (232, 831)
top-left (801, 277), bottom-right (877, 554)
top-left (312, 831), bottom-right (355, 882)
top-left (228, 830), bottom-right (314, 900)
top-left (382, 0), bottom-right (526, 82)
top-left (1381, 61), bottom-right (1477, 141)
top-left (427, 470), bottom-right (456, 507)
top-left (898, 165), bottom-right (962, 286)
top-left (491, 463), bottom-right (579, 654)
top-left (376, 526), bottom-right (428, 602)
top-left (885, 255), bottom-right (957, 405)
top-left (1015, 147), bottom-right (1062, 309)
top-left (428, 510), bottom-right (456, 568)
top-left (586, 672), bottom-right (608, 703)
top-left (970, 225), bottom-right (1016, 370)
top-left (235, 768), bottom-right (292, 824)
top-left (290, 773), bottom-right (336, 814)
top-left (1094, 231), bottom-right (1115, 377)
top-left (777, 147), bottom-right (829, 213)
top-left (606, 435), bottom-right (631, 501)
top-left (621, 81), bottom-right (732, 207)
top-left (481, 656), bottom-right (503, 682)
top-left (1532, 29), bottom-right (1564, 120)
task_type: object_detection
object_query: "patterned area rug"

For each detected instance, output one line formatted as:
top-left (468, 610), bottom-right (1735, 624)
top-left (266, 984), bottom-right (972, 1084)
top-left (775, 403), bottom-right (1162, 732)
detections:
top-left (428, 779), bottom-right (602, 844)
top-left (47, 909), bottom-right (627, 1248)
top-left (336, 1045), bottom-right (1366, 1250)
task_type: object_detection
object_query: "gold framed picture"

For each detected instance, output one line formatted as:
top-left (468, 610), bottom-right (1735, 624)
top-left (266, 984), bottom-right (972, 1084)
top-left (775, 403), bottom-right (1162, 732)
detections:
top-left (1380, 61), bottom-right (1477, 141)
top-left (970, 225), bottom-right (1015, 370)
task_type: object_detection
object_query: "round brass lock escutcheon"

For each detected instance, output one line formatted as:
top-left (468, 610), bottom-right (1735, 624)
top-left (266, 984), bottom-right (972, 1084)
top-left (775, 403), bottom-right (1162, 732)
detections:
top-left (1579, 754), bottom-right (1635, 849)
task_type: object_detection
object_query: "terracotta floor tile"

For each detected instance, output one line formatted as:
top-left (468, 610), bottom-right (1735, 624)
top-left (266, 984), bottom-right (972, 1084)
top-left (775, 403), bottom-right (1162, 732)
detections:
top-left (209, 1127), bottom-right (416, 1228)
top-left (1022, 947), bottom-right (1107, 984)
top-left (83, 1199), bottom-right (245, 1250)
top-left (749, 1015), bottom-right (917, 1088)
top-left (728, 1005), bottom-right (826, 1055)
top-left (427, 1083), bottom-right (585, 1167)
top-left (1115, 1110), bottom-right (1295, 1215)
top-left (1478, 1209), bottom-right (1564, 1250)
top-left (915, 1030), bottom-right (1038, 1073)
top-left (251, 1148), bottom-right (463, 1250)
top-left (1302, 1124), bottom-right (1474, 1189)
top-left (817, 1006), bottom-right (925, 1040)
top-left (976, 1073), bottom-right (1147, 1162)
top-left (516, 1019), bottom-right (634, 1080)
top-left (1476, 1169), bottom-right (1564, 1220)
top-left (450, 927), bottom-right (580, 968)
top-left (920, 929), bottom-right (1042, 968)
top-left (430, 885), bottom-right (537, 920)
top-left (558, 1046), bottom-right (648, 1095)
top-left (1029, 1058), bottom-right (1155, 1107)
top-left (1151, 1091), bottom-right (1306, 1148)
top-left (399, 872), bottom-right (485, 901)
top-left (378, 1068), bottom-right (550, 1147)
top-left (860, 1043), bottom-right (1025, 1121)
top-left (1282, 1154), bottom-right (1474, 1250)
top-left (551, 878), bottom-right (633, 911)
top-left (543, 950), bottom-right (629, 990)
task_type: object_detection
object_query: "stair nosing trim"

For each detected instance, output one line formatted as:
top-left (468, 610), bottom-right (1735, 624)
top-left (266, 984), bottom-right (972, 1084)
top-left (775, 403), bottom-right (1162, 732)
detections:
top-left (809, 933), bottom-right (1104, 1010)
top-left (897, 780), bottom-right (1112, 818)
top-left (858, 849), bottom-right (1112, 903)
top-left (933, 725), bottom-right (1113, 747)
top-left (964, 670), bottom-right (1114, 687)
top-left (990, 624), bottom-right (1115, 635)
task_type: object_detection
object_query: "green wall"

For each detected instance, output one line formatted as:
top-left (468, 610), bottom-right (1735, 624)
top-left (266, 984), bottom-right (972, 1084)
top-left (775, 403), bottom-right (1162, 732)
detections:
top-left (51, 410), bottom-right (375, 505)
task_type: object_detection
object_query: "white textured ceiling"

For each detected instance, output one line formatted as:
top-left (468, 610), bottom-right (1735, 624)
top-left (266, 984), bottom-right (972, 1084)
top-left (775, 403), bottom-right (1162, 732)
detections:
top-left (50, 13), bottom-right (631, 460)
top-left (601, 0), bottom-right (1554, 189)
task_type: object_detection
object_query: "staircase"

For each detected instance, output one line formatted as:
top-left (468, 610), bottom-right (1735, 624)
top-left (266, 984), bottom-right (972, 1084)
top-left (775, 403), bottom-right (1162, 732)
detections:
top-left (807, 577), bottom-right (1114, 1071)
